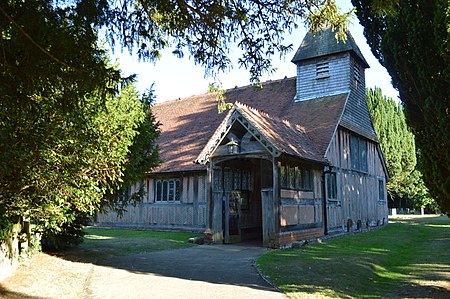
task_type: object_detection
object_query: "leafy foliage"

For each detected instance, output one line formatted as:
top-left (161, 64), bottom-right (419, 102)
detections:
top-left (102, 0), bottom-right (353, 82)
top-left (306, 0), bottom-right (353, 41)
top-left (100, 87), bottom-right (161, 216)
top-left (207, 82), bottom-right (232, 113)
top-left (0, 207), bottom-right (14, 240)
top-left (367, 87), bottom-right (437, 212)
top-left (352, 0), bottom-right (450, 214)
top-left (41, 217), bottom-right (86, 251)
top-left (0, 1), bottom-right (160, 244)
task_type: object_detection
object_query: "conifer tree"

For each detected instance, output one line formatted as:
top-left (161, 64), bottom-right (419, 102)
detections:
top-left (367, 87), bottom-right (437, 212)
top-left (352, 0), bottom-right (449, 214)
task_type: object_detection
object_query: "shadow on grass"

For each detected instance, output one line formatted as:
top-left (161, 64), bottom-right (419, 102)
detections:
top-left (257, 215), bottom-right (450, 298)
top-left (52, 228), bottom-right (201, 261)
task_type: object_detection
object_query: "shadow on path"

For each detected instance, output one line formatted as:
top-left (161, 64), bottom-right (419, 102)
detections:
top-left (97, 243), bottom-right (274, 290)
top-left (82, 243), bottom-right (286, 299)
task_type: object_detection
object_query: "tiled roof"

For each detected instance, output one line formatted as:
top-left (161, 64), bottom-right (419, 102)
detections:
top-left (340, 92), bottom-right (379, 142)
top-left (291, 27), bottom-right (369, 68)
top-left (152, 77), bottom-right (348, 173)
top-left (151, 92), bottom-right (222, 173)
top-left (234, 102), bottom-right (327, 163)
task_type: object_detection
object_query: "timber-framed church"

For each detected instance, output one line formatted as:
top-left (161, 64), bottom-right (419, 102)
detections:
top-left (96, 28), bottom-right (389, 247)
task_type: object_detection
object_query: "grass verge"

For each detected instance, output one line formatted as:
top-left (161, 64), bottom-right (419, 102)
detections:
top-left (75, 228), bottom-right (202, 260)
top-left (257, 215), bottom-right (450, 298)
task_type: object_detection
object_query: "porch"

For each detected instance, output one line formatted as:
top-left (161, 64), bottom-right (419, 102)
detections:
top-left (196, 102), bottom-right (327, 247)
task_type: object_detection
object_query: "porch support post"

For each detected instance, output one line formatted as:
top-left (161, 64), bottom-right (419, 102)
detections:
top-left (209, 160), bottom-right (223, 243)
top-left (273, 157), bottom-right (281, 235)
top-left (206, 161), bottom-right (212, 231)
top-left (261, 157), bottom-right (280, 246)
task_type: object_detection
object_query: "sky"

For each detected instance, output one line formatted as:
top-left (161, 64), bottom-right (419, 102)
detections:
top-left (111, 4), bottom-right (399, 103)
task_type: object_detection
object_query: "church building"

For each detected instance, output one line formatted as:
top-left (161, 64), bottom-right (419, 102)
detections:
top-left (95, 28), bottom-right (389, 247)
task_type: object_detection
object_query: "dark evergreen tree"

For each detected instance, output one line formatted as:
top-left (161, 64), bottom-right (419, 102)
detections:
top-left (367, 87), bottom-right (437, 212)
top-left (352, 0), bottom-right (450, 215)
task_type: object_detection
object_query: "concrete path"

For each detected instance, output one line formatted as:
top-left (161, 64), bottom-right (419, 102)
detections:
top-left (84, 244), bottom-right (286, 299)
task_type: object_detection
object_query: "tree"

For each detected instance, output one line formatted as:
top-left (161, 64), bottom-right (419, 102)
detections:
top-left (44, 83), bottom-right (161, 248)
top-left (1, 0), bottom-right (353, 241)
top-left (351, 0), bottom-right (450, 215)
top-left (99, 0), bottom-right (352, 82)
top-left (0, 77), bottom-right (160, 235)
top-left (0, 1), bottom-right (160, 243)
top-left (367, 87), bottom-right (437, 212)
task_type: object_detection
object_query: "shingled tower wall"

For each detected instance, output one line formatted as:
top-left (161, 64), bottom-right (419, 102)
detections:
top-left (291, 28), bottom-right (377, 141)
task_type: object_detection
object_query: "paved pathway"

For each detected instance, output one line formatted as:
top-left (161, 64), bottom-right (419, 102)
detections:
top-left (84, 244), bottom-right (286, 299)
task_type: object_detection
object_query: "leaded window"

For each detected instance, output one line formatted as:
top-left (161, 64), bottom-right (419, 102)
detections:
top-left (280, 164), bottom-right (313, 191)
top-left (224, 168), bottom-right (233, 191)
top-left (154, 179), bottom-right (181, 202)
top-left (214, 168), bottom-right (252, 192)
top-left (326, 173), bottom-right (337, 200)
top-left (378, 179), bottom-right (385, 202)
top-left (350, 134), bottom-right (368, 172)
top-left (289, 166), bottom-right (296, 189)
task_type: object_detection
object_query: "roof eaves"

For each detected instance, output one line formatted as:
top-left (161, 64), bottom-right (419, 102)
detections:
top-left (282, 152), bottom-right (330, 166)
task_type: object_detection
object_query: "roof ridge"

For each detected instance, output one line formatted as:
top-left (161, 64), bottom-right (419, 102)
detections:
top-left (234, 101), bottom-right (272, 119)
top-left (154, 91), bottom-right (218, 107)
top-left (154, 76), bottom-right (296, 106)
top-left (225, 76), bottom-right (295, 93)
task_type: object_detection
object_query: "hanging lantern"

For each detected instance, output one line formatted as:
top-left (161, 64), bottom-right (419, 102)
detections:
top-left (226, 139), bottom-right (239, 154)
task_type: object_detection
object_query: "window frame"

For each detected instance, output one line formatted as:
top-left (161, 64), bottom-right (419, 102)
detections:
top-left (378, 179), bottom-right (386, 202)
top-left (280, 164), bottom-right (313, 191)
top-left (326, 172), bottom-right (338, 201)
top-left (154, 178), bottom-right (182, 203)
top-left (350, 134), bottom-right (368, 173)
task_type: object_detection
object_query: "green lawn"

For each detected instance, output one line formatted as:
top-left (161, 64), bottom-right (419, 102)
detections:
top-left (257, 215), bottom-right (450, 298)
top-left (76, 228), bottom-right (201, 260)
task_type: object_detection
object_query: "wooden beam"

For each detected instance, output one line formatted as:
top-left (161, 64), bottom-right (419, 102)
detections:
top-left (273, 157), bottom-right (281, 234)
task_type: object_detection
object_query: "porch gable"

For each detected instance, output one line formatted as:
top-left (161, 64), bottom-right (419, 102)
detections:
top-left (196, 102), bottom-right (327, 165)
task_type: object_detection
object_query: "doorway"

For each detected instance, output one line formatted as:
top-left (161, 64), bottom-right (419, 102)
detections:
top-left (215, 158), bottom-right (265, 244)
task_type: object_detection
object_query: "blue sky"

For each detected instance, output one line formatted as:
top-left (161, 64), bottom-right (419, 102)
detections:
top-left (111, 5), bottom-right (399, 103)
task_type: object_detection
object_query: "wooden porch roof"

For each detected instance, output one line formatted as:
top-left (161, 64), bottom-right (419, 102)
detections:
top-left (234, 102), bottom-right (328, 163)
